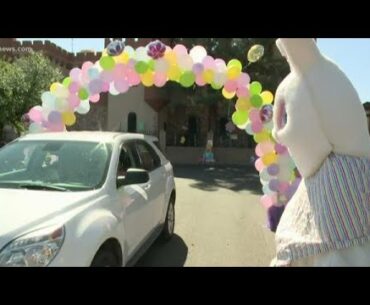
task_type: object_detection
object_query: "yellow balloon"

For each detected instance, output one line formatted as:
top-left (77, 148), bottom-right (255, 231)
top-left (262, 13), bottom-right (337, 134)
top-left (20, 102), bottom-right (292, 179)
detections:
top-left (102, 49), bottom-right (108, 57)
top-left (164, 50), bottom-right (177, 66)
top-left (254, 131), bottom-right (271, 143)
top-left (202, 69), bottom-right (214, 84)
top-left (261, 91), bottom-right (274, 104)
top-left (236, 97), bottom-right (252, 111)
top-left (227, 66), bottom-right (241, 80)
top-left (115, 52), bottom-right (130, 64)
top-left (168, 65), bottom-right (181, 81)
top-left (141, 71), bottom-right (154, 87)
top-left (50, 82), bottom-right (60, 93)
top-left (262, 152), bottom-right (278, 166)
top-left (222, 88), bottom-right (236, 100)
top-left (62, 112), bottom-right (76, 126)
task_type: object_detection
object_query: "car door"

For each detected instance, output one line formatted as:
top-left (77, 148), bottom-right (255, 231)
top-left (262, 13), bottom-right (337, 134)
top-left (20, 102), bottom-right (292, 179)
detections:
top-left (115, 142), bottom-right (152, 257)
top-left (133, 140), bottom-right (166, 230)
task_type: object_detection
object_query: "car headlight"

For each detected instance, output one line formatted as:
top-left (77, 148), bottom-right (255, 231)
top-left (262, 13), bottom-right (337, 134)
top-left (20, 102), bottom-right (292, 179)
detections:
top-left (0, 225), bottom-right (65, 267)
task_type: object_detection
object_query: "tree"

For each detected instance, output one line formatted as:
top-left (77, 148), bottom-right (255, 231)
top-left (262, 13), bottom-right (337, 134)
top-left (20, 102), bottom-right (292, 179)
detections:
top-left (0, 52), bottom-right (63, 135)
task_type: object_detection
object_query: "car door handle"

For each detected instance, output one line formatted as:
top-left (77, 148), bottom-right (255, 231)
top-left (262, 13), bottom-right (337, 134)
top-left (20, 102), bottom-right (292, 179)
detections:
top-left (143, 184), bottom-right (151, 191)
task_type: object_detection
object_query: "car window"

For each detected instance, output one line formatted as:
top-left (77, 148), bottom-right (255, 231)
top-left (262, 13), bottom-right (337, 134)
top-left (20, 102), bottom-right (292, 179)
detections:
top-left (134, 140), bottom-right (161, 172)
top-left (0, 140), bottom-right (112, 191)
top-left (117, 144), bottom-right (136, 177)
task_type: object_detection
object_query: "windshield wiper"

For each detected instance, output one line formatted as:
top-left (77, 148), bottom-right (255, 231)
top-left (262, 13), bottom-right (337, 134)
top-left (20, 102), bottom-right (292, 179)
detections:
top-left (18, 183), bottom-right (69, 192)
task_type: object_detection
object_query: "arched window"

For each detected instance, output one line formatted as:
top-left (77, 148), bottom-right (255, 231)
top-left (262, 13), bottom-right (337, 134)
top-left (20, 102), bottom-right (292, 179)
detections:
top-left (127, 112), bottom-right (137, 133)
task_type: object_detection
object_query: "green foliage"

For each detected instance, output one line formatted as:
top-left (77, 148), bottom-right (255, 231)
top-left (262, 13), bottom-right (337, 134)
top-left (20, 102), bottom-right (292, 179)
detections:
top-left (0, 52), bottom-right (63, 133)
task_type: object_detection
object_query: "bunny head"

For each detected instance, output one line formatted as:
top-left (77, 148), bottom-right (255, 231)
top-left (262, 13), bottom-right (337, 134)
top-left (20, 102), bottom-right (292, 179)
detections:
top-left (272, 39), bottom-right (370, 178)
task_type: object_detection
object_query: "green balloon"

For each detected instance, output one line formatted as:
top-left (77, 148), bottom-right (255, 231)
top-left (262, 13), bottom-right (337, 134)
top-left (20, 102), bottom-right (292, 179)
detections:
top-left (211, 82), bottom-right (223, 90)
top-left (227, 59), bottom-right (242, 70)
top-left (250, 95), bottom-right (263, 108)
top-left (250, 81), bottom-right (262, 95)
top-left (180, 71), bottom-right (195, 88)
top-left (62, 77), bottom-right (71, 87)
top-left (148, 59), bottom-right (155, 71)
top-left (135, 61), bottom-right (148, 74)
top-left (99, 56), bottom-right (115, 70)
top-left (78, 88), bottom-right (89, 100)
top-left (232, 110), bottom-right (248, 126)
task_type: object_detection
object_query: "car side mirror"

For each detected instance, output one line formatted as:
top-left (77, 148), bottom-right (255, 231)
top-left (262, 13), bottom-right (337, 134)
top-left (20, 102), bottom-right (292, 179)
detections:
top-left (116, 169), bottom-right (150, 188)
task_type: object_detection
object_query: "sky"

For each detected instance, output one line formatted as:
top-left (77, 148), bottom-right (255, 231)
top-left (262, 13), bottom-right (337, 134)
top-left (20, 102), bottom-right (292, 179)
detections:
top-left (16, 38), bottom-right (370, 103)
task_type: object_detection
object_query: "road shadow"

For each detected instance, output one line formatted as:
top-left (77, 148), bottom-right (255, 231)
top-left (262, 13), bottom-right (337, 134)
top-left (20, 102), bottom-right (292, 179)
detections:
top-left (173, 165), bottom-right (263, 195)
top-left (135, 234), bottom-right (188, 267)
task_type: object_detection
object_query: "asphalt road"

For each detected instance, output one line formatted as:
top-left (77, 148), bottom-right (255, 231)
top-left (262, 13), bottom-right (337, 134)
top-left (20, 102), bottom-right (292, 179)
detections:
top-left (136, 165), bottom-right (276, 267)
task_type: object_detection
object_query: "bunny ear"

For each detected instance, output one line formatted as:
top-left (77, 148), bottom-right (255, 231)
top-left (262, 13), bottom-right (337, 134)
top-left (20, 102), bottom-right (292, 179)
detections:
top-left (276, 38), bottom-right (322, 73)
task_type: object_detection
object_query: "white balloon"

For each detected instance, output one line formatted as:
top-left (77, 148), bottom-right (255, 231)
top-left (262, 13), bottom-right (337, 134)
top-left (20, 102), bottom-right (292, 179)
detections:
top-left (109, 83), bottom-right (120, 96)
top-left (55, 98), bottom-right (69, 112)
top-left (29, 123), bottom-right (43, 133)
top-left (124, 46), bottom-right (135, 57)
top-left (54, 86), bottom-right (69, 99)
top-left (135, 47), bottom-right (150, 62)
top-left (155, 58), bottom-right (169, 73)
top-left (189, 46), bottom-right (207, 63)
top-left (76, 100), bottom-right (90, 114)
top-left (213, 72), bottom-right (227, 87)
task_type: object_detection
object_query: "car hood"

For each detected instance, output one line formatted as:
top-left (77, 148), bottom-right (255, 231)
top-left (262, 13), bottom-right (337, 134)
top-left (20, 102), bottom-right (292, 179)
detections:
top-left (0, 188), bottom-right (103, 249)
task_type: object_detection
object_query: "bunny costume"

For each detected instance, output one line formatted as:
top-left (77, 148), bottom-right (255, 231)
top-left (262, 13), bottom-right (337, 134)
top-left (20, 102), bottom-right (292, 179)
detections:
top-left (271, 39), bottom-right (370, 266)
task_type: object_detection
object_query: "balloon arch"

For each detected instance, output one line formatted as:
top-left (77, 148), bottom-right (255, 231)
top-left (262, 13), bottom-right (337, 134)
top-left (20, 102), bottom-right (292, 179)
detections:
top-left (26, 40), bottom-right (301, 231)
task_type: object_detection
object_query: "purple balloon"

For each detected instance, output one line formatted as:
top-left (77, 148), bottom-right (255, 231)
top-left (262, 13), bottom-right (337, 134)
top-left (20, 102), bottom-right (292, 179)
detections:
top-left (267, 164), bottom-right (279, 176)
top-left (48, 111), bottom-right (62, 125)
top-left (269, 179), bottom-right (280, 192)
top-left (192, 63), bottom-right (204, 75)
top-left (88, 79), bottom-right (104, 95)
top-left (275, 143), bottom-right (287, 155)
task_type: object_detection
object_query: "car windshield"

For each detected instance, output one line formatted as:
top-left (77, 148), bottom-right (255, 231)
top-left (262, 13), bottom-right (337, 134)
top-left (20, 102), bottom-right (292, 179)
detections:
top-left (0, 140), bottom-right (112, 191)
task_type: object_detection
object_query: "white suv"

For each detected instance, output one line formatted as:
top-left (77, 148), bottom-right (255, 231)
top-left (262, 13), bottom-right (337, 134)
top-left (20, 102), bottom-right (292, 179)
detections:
top-left (0, 132), bottom-right (176, 267)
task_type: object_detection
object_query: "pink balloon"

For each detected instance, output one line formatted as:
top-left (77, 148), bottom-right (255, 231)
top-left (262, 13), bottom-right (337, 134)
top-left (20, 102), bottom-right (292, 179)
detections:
top-left (100, 71), bottom-right (114, 83)
top-left (236, 86), bottom-right (249, 98)
top-left (114, 79), bottom-right (129, 93)
top-left (278, 181), bottom-right (290, 193)
top-left (252, 121), bottom-right (263, 133)
top-left (224, 80), bottom-right (238, 92)
top-left (214, 58), bottom-right (227, 72)
top-left (28, 106), bottom-right (43, 123)
top-left (113, 64), bottom-right (126, 79)
top-left (70, 68), bottom-right (81, 82)
top-left (255, 144), bottom-right (264, 157)
top-left (90, 94), bottom-right (100, 103)
top-left (68, 94), bottom-right (80, 109)
top-left (81, 61), bottom-right (93, 74)
top-left (127, 70), bottom-right (141, 86)
top-left (69, 82), bottom-right (80, 94)
top-left (249, 108), bottom-right (261, 122)
top-left (237, 73), bottom-right (250, 87)
top-left (173, 44), bottom-right (188, 56)
top-left (48, 122), bottom-right (64, 132)
top-left (260, 141), bottom-right (275, 154)
top-left (202, 56), bottom-right (216, 70)
top-left (101, 82), bottom-right (110, 92)
top-left (255, 158), bottom-right (264, 172)
top-left (154, 72), bottom-right (167, 87)
top-left (195, 74), bottom-right (206, 86)
top-left (261, 195), bottom-right (274, 209)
